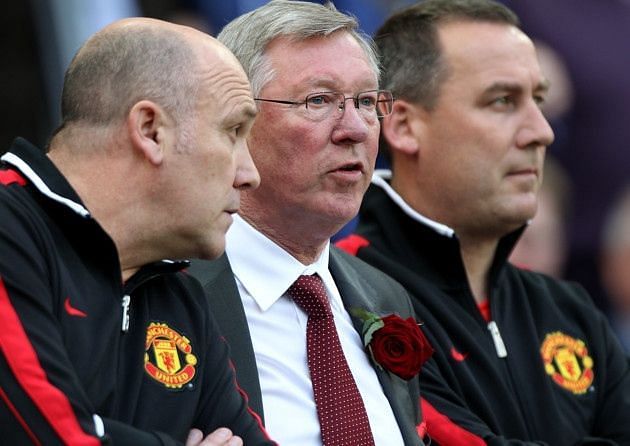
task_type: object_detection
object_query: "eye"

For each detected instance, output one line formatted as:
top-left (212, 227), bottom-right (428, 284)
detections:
top-left (228, 124), bottom-right (243, 139)
top-left (533, 94), bottom-right (546, 108)
top-left (358, 94), bottom-right (377, 109)
top-left (306, 92), bottom-right (336, 108)
top-left (492, 96), bottom-right (511, 105)
top-left (487, 95), bottom-right (518, 111)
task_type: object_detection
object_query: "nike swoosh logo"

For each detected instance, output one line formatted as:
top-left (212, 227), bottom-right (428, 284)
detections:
top-left (64, 297), bottom-right (87, 317)
top-left (450, 347), bottom-right (468, 362)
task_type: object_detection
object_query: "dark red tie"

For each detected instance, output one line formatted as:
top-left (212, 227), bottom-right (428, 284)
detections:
top-left (288, 274), bottom-right (376, 446)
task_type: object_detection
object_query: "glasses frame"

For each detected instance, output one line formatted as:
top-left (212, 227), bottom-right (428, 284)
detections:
top-left (254, 89), bottom-right (394, 120)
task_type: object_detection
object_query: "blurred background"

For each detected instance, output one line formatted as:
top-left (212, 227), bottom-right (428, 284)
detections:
top-left (2, 0), bottom-right (630, 351)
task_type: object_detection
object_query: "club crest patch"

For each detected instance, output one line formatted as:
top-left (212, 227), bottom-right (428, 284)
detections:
top-left (540, 331), bottom-right (594, 394)
top-left (144, 322), bottom-right (197, 389)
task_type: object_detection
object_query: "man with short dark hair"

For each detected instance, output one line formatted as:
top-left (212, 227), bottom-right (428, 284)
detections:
top-left (337, 0), bottom-right (630, 444)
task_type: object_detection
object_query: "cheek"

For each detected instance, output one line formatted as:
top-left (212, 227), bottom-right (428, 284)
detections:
top-left (203, 147), bottom-right (236, 191)
top-left (365, 125), bottom-right (380, 163)
top-left (249, 116), bottom-right (327, 179)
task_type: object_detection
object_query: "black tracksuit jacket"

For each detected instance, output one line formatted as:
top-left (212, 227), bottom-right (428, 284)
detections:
top-left (337, 178), bottom-right (630, 446)
top-left (0, 138), bottom-right (274, 445)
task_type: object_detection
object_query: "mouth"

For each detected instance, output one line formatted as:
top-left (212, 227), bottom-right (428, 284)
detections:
top-left (332, 161), bottom-right (364, 174)
top-left (327, 161), bottom-right (365, 183)
top-left (224, 205), bottom-right (240, 215)
top-left (508, 167), bottom-right (538, 177)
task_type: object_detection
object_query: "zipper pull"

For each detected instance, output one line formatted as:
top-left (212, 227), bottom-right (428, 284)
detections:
top-left (121, 294), bottom-right (131, 332)
top-left (487, 321), bottom-right (507, 358)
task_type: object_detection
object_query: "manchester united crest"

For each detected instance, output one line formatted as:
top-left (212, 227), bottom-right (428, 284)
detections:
top-left (144, 322), bottom-right (197, 389)
top-left (540, 331), bottom-right (594, 395)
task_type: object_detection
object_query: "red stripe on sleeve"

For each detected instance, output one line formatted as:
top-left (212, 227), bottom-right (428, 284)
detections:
top-left (421, 398), bottom-right (486, 446)
top-left (334, 234), bottom-right (370, 256)
top-left (0, 385), bottom-right (42, 445)
top-left (222, 341), bottom-right (277, 445)
top-left (0, 278), bottom-right (100, 445)
top-left (0, 169), bottom-right (27, 186)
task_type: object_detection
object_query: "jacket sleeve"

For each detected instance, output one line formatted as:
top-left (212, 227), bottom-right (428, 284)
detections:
top-left (421, 355), bottom-right (622, 446)
top-left (588, 296), bottom-right (630, 444)
top-left (420, 358), bottom-right (552, 446)
top-left (181, 275), bottom-right (277, 446)
top-left (0, 195), bottom-right (106, 445)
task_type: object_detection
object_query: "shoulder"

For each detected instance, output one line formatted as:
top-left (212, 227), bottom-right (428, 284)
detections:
top-left (0, 174), bottom-right (38, 226)
top-left (332, 246), bottom-right (402, 287)
top-left (335, 234), bottom-right (371, 256)
top-left (506, 265), bottom-right (593, 308)
top-left (331, 247), bottom-right (414, 315)
top-left (187, 254), bottom-right (233, 289)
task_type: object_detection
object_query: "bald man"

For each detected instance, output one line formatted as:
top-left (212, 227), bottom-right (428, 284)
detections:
top-left (0, 18), bottom-right (274, 446)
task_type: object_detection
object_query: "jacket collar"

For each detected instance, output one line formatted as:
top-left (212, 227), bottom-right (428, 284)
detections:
top-left (2, 138), bottom-right (90, 217)
top-left (123, 260), bottom-right (190, 295)
top-left (361, 172), bottom-right (525, 290)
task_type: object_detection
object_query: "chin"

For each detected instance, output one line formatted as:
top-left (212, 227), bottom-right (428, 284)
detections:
top-left (328, 205), bottom-right (360, 228)
top-left (196, 237), bottom-right (226, 260)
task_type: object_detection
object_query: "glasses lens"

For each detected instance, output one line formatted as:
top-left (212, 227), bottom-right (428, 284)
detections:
top-left (357, 91), bottom-right (378, 114)
top-left (304, 92), bottom-right (341, 121)
top-left (375, 91), bottom-right (393, 117)
top-left (303, 90), bottom-right (393, 121)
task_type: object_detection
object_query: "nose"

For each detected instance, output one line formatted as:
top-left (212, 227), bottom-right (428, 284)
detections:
top-left (516, 101), bottom-right (555, 149)
top-left (234, 140), bottom-right (260, 190)
top-left (331, 100), bottom-right (371, 145)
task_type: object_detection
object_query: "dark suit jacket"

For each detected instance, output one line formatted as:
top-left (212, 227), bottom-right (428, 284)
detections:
top-left (189, 247), bottom-right (423, 446)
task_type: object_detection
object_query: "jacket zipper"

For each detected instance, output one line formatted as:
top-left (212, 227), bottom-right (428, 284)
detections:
top-left (487, 320), bottom-right (507, 358)
top-left (121, 294), bottom-right (131, 332)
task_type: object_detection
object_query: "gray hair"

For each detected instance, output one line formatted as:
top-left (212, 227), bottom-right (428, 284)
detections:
top-left (59, 25), bottom-right (198, 128)
top-left (217, 0), bottom-right (379, 97)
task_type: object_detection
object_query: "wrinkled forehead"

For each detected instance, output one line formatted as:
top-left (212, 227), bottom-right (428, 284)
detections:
top-left (263, 33), bottom-right (379, 93)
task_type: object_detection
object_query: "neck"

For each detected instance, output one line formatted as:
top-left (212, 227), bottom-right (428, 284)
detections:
top-left (237, 188), bottom-right (348, 265)
top-left (458, 235), bottom-right (499, 305)
top-left (240, 213), bottom-right (328, 265)
top-left (48, 137), bottom-right (154, 275)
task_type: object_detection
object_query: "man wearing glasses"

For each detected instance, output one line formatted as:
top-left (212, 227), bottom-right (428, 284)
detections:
top-left (189, 1), bottom-right (427, 445)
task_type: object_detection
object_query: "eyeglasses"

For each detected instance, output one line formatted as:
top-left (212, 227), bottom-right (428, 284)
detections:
top-left (254, 90), bottom-right (394, 122)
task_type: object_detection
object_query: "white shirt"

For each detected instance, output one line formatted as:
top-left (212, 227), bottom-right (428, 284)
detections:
top-left (225, 215), bottom-right (404, 446)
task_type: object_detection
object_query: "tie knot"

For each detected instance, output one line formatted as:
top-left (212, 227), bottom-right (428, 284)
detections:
top-left (287, 274), bottom-right (332, 319)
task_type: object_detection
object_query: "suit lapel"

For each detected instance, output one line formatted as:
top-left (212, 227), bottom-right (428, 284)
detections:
top-left (329, 249), bottom-right (421, 446)
top-left (188, 256), bottom-right (265, 421)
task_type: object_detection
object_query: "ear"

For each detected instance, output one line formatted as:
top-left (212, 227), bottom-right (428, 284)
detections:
top-left (126, 100), bottom-right (170, 166)
top-left (381, 99), bottom-right (423, 156)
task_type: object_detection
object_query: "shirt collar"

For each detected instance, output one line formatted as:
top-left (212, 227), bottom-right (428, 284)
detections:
top-left (371, 169), bottom-right (455, 238)
top-left (226, 214), bottom-right (331, 312)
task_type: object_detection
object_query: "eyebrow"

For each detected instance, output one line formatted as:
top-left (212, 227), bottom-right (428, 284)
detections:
top-left (242, 104), bottom-right (258, 120)
top-left (299, 76), bottom-right (379, 94)
top-left (224, 103), bottom-right (258, 127)
top-left (484, 79), bottom-right (550, 95)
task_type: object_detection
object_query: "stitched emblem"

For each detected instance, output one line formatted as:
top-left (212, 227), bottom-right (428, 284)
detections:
top-left (450, 346), bottom-right (468, 362)
top-left (64, 297), bottom-right (87, 317)
top-left (540, 331), bottom-right (594, 394)
top-left (144, 322), bottom-right (196, 389)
